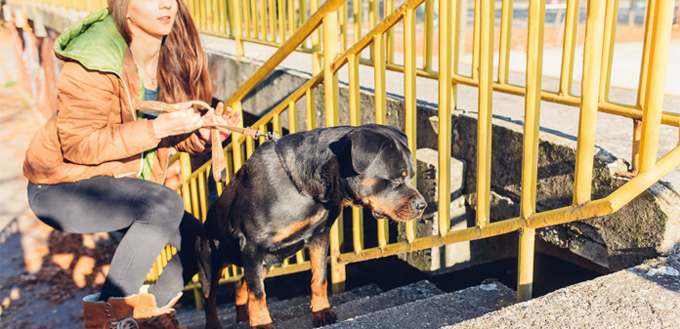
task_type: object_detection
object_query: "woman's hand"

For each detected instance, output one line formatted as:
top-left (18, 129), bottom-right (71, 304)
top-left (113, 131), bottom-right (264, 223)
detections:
top-left (152, 102), bottom-right (204, 139)
top-left (198, 102), bottom-right (241, 144)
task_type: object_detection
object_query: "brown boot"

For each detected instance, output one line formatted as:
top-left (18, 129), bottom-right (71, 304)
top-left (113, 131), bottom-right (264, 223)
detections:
top-left (133, 293), bottom-right (185, 329)
top-left (83, 293), bottom-right (139, 329)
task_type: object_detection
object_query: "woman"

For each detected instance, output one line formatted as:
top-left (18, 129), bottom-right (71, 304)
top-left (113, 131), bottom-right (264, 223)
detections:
top-left (22, 0), bottom-right (237, 327)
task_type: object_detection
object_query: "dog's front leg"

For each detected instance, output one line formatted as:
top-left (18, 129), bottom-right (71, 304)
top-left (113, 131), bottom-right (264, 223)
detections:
top-left (235, 277), bottom-right (249, 322)
top-left (309, 234), bottom-right (338, 327)
top-left (243, 257), bottom-right (273, 329)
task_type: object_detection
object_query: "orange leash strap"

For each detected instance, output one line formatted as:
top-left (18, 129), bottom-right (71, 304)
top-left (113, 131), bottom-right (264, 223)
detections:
top-left (138, 100), bottom-right (279, 183)
top-left (139, 100), bottom-right (230, 182)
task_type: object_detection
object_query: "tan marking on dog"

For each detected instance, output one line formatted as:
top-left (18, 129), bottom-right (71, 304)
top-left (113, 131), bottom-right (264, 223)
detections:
top-left (272, 210), bottom-right (326, 243)
top-left (361, 178), bottom-right (378, 187)
top-left (309, 242), bottom-right (331, 312)
top-left (364, 195), bottom-right (415, 222)
top-left (247, 289), bottom-right (272, 327)
top-left (235, 277), bottom-right (248, 306)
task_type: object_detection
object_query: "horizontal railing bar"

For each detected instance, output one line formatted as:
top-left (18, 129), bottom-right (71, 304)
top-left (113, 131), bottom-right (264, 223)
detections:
top-left (354, 58), bottom-right (680, 127)
top-left (183, 260), bottom-right (313, 290)
top-left (451, 74), bottom-right (680, 127)
top-left (202, 31), bottom-right (316, 52)
top-left (338, 143), bottom-right (680, 266)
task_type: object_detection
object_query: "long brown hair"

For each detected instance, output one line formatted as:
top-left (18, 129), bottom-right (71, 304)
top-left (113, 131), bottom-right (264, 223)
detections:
top-left (108, 0), bottom-right (212, 104)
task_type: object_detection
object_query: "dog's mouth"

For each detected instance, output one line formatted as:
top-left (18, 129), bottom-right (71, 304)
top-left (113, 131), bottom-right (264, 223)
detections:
top-left (371, 209), bottom-right (416, 223)
top-left (372, 210), bottom-right (389, 220)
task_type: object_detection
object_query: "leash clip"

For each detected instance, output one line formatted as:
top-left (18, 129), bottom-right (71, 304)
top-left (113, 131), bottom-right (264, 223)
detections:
top-left (253, 129), bottom-right (280, 143)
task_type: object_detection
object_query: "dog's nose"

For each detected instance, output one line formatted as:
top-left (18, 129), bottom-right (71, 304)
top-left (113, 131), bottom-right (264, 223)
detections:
top-left (414, 199), bottom-right (427, 212)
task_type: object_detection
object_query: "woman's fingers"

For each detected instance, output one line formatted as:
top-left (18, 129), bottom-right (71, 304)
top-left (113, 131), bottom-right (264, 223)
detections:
top-left (215, 102), bottom-right (224, 117)
top-left (225, 107), bottom-right (240, 126)
top-left (153, 108), bottom-right (204, 139)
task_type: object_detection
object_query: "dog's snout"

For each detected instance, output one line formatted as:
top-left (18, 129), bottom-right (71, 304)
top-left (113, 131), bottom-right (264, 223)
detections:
top-left (414, 199), bottom-right (427, 212)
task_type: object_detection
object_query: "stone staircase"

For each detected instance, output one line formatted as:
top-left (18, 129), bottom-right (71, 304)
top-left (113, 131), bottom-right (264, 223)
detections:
top-left (175, 280), bottom-right (516, 329)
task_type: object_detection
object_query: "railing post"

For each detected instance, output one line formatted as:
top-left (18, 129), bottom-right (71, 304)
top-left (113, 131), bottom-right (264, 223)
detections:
top-left (520, 0), bottom-right (544, 220)
top-left (404, 7), bottom-right (417, 243)
top-left (368, 0), bottom-right (378, 61)
top-left (631, 118), bottom-right (642, 175)
top-left (598, 0), bottom-right (619, 103)
top-left (558, 0), bottom-right (579, 96)
top-left (231, 101), bottom-right (245, 171)
top-left (180, 152), bottom-right (193, 211)
top-left (323, 9), bottom-right (345, 294)
top-left (476, 0), bottom-right (494, 227)
top-left (573, 0), bottom-right (606, 206)
top-left (348, 53), bottom-right (364, 251)
top-left (437, 0), bottom-right (452, 236)
top-left (498, 0), bottom-right (513, 84)
top-left (231, 0), bottom-right (244, 57)
top-left (639, 0), bottom-right (674, 174)
top-left (311, 0), bottom-right (322, 74)
top-left (423, 0), bottom-right (434, 72)
top-left (517, 0), bottom-right (544, 303)
top-left (517, 227), bottom-right (536, 302)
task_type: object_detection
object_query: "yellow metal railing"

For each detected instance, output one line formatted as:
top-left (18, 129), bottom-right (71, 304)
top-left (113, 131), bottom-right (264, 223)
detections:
top-left (185, 0), bottom-right (680, 303)
top-left (11, 0), bottom-right (680, 306)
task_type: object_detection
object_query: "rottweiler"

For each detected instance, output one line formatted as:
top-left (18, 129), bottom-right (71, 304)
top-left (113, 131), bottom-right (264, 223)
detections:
top-left (196, 124), bottom-right (427, 329)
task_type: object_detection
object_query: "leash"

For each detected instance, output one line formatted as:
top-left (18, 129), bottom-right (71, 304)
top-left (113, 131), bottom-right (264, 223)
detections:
top-left (138, 100), bottom-right (279, 183)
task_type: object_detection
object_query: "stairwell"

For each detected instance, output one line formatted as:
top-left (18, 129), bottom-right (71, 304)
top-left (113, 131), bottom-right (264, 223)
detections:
top-left (175, 280), bottom-right (516, 329)
top-left (175, 249), bottom-right (680, 328)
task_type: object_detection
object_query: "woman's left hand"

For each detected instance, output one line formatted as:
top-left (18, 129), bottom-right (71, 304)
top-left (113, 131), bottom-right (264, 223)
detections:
top-left (198, 102), bottom-right (241, 143)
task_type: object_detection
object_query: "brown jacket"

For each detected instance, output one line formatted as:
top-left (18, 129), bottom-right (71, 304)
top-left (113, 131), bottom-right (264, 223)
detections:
top-left (23, 10), bottom-right (207, 185)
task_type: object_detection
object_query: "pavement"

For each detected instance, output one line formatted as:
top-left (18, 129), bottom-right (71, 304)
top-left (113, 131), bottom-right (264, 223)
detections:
top-left (447, 251), bottom-right (680, 329)
top-left (0, 24), bottom-right (104, 328)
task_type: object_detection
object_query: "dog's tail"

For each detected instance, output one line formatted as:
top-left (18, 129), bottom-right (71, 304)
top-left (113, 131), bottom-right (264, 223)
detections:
top-left (196, 234), bottom-right (218, 297)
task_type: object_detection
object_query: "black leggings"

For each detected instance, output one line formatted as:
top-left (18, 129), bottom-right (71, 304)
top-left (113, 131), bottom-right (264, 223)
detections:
top-left (27, 176), bottom-right (201, 306)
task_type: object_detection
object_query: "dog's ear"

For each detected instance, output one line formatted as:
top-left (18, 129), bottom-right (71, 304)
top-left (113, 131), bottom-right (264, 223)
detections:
top-left (383, 125), bottom-right (409, 148)
top-left (345, 129), bottom-right (390, 174)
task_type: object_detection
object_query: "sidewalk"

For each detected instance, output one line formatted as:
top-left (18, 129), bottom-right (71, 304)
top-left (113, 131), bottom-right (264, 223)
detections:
top-left (0, 24), bottom-right (109, 328)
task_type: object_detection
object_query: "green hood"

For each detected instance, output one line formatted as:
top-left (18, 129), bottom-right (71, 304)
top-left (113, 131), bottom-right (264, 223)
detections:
top-left (54, 8), bottom-right (128, 75)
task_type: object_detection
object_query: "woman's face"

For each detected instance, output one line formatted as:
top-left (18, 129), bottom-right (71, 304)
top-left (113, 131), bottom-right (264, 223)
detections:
top-left (127, 0), bottom-right (178, 39)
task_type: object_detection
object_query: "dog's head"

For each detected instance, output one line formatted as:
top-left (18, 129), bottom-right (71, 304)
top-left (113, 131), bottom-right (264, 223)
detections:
top-left (341, 125), bottom-right (426, 223)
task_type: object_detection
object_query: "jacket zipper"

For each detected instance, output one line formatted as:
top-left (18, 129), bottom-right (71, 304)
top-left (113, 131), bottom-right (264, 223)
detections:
top-left (100, 69), bottom-right (145, 178)
top-left (160, 148), bottom-right (173, 185)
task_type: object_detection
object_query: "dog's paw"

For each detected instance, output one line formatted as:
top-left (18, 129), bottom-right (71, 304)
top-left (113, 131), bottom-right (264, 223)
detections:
top-left (312, 308), bottom-right (338, 327)
top-left (250, 323), bottom-right (274, 329)
top-left (236, 305), bottom-right (249, 323)
top-left (205, 320), bottom-right (223, 329)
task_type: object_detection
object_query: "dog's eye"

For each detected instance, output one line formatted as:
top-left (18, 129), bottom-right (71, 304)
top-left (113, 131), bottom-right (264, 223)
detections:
top-left (389, 178), bottom-right (402, 187)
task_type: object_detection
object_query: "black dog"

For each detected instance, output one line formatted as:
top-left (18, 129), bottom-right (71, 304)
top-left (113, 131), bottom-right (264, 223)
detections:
top-left (196, 124), bottom-right (427, 329)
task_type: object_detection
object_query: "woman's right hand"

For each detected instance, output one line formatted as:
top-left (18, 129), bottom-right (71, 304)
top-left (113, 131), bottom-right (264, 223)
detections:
top-left (151, 102), bottom-right (204, 139)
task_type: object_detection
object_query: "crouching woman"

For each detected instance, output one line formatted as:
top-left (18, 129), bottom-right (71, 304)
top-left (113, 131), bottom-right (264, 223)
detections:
top-left (22, 0), bottom-right (237, 327)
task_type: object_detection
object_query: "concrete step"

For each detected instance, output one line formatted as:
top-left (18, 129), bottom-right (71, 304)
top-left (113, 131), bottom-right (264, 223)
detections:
top-left (274, 280), bottom-right (444, 329)
top-left (326, 281), bottom-right (516, 329)
top-left (177, 283), bottom-right (384, 329)
top-left (445, 251), bottom-right (680, 328)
